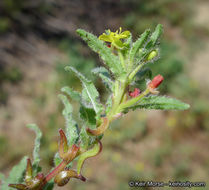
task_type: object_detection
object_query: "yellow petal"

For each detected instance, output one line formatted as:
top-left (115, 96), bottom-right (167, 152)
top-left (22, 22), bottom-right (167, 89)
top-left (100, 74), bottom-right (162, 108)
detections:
top-left (99, 34), bottom-right (112, 42)
top-left (120, 30), bottom-right (131, 38)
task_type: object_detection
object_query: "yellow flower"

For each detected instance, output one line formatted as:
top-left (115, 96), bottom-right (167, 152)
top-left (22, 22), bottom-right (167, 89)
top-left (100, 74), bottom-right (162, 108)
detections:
top-left (99, 27), bottom-right (130, 49)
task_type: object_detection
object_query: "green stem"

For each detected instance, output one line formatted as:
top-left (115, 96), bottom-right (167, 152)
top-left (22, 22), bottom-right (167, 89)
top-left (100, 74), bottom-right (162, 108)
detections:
top-left (118, 50), bottom-right (126, 69)
top-left (128, 63), bottom-right (144, 82)
top-left (107, 81), bottom-right (127, 121)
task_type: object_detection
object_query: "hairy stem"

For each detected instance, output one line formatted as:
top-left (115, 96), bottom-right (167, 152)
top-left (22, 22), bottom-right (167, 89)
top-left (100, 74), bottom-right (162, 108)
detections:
top-left (108, 81), bottom-right (127, 121)
top-left (44, 161), bottom-right (66, 184)
top-left (118, 50), bottom-right (125, 69)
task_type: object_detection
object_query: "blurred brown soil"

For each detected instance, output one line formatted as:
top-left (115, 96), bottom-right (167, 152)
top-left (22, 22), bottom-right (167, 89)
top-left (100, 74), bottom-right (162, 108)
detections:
top-left (0, 35), bottom-right (65, 173)
top-left (191, 1), bottom-right (209, 89)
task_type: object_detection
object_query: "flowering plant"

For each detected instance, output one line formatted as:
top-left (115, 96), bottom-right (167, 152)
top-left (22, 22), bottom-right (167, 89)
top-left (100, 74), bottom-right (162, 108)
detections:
top-left (0, 24), bottom-right (189, 190)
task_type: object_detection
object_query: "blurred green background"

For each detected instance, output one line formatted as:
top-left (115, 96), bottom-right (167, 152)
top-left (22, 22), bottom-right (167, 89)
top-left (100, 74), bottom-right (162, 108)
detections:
top-left (0, 0), bottom-right (209, 189)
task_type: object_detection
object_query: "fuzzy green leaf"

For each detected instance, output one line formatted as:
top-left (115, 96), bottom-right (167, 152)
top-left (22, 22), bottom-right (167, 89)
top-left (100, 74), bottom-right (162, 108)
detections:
top-left (58, 94), bottom-right (79, 146)
top-left (146, 24), bottom-right (163, 49)
top-left (79, 105), bottom-right (97, 150)
top-left (27, 124), bottom-right (42, 172)
top-left (65, 66), bottom-right (103, 115)
top-left (76, 29), bottom-right (126, 78)
top-left (125, 96), bottom-right (190, 111)
top-left (129, 29), bottom-right (151, 63)
top-left (79, 126), bottom-right (92, 150)
top-left (61, 86), bottom-right (81, 101)
top-left (1, 156), bottom-right (27, 190)
top-left (92, 67), bottom-right (113, 91)
top-left (79, 106), bottom-right (96, 127)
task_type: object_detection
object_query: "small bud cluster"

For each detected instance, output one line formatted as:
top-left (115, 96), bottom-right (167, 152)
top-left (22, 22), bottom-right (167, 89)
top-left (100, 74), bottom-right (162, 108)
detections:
top-left (129, 88), bottom-right (141, 98)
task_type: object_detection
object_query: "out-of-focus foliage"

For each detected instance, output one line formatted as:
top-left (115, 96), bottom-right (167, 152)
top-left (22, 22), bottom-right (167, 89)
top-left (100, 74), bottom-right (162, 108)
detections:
top-left (0, 0), bottom-right (51, 34)
top-left (123, 0), bottom-right (194, 36)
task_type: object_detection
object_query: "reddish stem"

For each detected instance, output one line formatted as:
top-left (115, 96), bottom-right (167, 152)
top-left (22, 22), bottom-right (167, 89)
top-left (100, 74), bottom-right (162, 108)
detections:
top-left (42, 161), bottom-right (66, 187)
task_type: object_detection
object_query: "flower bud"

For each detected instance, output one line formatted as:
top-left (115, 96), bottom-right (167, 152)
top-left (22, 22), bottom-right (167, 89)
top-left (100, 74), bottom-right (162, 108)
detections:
top-left (128, 88), bottom-right (141, 97)
top-left (147, 74), bottom-right (164, 94)
top-left (148, 74), bottom-right (164, 89)
top-left (147, 50), bottom-right (158, 61)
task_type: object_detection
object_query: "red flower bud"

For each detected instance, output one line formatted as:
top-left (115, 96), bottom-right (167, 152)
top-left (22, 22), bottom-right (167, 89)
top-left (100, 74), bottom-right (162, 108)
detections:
top-left (129, 88), bottom-right (141, 97)
top-left (148, 75), bottom-right (164, 89)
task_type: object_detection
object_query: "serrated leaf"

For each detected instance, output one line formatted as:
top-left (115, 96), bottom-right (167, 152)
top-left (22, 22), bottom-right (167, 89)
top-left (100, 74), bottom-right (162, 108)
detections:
top-left (58, 94), bottom-right (79, 146)
top-left (125, 96), bottom-right (190, 111)
top-left (76, 29), bottom-right (126, 78)
top-left (92, 67), bottom-right (113, 91)
top-left (146, 24), bottom-right (163, 49)
top-left (1, 157), bottom-right (27, 190)
top-left (61, 86), bottom-right (81, 101)
top-left (27, 124), bottom-right (42, 173)
top-left (129, 29), bottom-right (151, 63)
top-left (65, 66), bottom-right (104, 115)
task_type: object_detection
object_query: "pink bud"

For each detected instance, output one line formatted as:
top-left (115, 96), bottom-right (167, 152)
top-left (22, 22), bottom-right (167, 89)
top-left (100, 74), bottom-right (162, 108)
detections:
top-left (148, 75), bottom-right (164, 89)
top-left (129, 88), bottom-right (141, 97)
